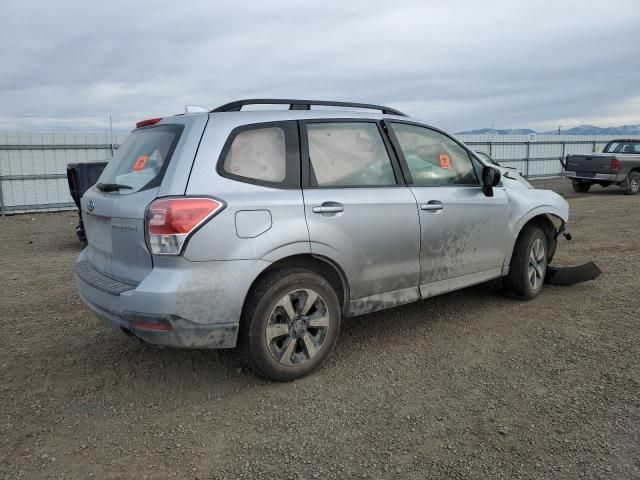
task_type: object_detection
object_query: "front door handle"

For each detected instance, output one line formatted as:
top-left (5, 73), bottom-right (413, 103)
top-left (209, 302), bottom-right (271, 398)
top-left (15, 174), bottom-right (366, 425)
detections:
top-left (421, 201), bottom-right (443, 212)
top-left (312, 203), bottom-right (344, 214)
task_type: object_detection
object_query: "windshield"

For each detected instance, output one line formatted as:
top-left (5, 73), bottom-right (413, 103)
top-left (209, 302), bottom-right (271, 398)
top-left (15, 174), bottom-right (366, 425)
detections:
top-left (603, 141), bottom-right (640, 154)
top-left (97, 124), bottom-right (183, 194)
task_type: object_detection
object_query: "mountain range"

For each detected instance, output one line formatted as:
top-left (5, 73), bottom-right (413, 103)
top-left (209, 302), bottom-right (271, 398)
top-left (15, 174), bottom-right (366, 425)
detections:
top-left (456, 124), bottom-right (640, 136)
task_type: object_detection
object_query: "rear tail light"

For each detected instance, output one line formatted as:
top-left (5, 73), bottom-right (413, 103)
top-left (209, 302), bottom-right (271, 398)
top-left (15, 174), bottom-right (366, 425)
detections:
top-left (147, 197), bottom-right (225, 255)
top-left (611, 158), bottom-right (621, 172)
top-left (136, 117), bottom-right (163, 128)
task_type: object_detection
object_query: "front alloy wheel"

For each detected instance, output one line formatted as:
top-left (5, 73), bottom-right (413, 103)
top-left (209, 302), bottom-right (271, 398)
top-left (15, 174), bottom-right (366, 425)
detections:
top-left (504, 224), bottom-right (548, 300)
top-left (528, 238), bottom-right (546, 291)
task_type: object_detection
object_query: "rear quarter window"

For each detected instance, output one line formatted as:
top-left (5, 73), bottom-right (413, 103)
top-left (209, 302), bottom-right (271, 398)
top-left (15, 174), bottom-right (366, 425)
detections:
top-left (217, 121), bottom-right (300, 188)
top-left (98, 124), bottom-right (183, 194)
top-left (223, 127), bottom-right (286, 182)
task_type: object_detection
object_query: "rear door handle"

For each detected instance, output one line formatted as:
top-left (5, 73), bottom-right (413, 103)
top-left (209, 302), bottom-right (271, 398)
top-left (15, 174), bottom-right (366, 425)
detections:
top-left (311, 202), bottom-right (344, 214)
top-left (421, 201), bottom-right (443, 212)
top-left (312, 204), bottom-right (344, 214)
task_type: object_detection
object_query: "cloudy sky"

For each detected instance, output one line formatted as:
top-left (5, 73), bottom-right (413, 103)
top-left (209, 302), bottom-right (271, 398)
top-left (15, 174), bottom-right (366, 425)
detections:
top-left (1, 0), bottom-right (639, 132)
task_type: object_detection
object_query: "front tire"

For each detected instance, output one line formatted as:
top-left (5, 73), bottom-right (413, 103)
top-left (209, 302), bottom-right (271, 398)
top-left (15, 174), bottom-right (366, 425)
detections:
top-left (572, 181), bottom-right (591, 193)
top-left (623, 171), bottom-right (640, 195)
top-left (504, 225), bottom-right (548, 300)
top-left (239, 268), bottom-right (341, 381)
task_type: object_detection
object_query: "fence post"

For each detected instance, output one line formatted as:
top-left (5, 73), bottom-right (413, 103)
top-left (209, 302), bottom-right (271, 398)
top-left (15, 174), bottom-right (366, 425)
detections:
top-left (593, 140), bottom-right (597, 153)
top-left (488, 140), bottom-right (493, 158)
top-left (0, 162), bottom-right (4, 217)
top-left (525, 141), bottom-right (530, 178)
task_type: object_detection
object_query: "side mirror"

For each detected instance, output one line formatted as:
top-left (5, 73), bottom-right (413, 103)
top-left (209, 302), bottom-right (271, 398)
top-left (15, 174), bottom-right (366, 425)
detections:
top-left (482, 166), bottom-right (501, 197)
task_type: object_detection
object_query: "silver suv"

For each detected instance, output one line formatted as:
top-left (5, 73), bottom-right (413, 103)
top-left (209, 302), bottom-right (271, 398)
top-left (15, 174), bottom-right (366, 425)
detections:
top-left (76, 99), bottom-right (569, 381)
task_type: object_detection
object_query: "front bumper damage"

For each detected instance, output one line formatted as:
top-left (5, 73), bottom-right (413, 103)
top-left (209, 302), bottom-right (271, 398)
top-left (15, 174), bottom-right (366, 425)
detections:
top-left (546, 262), bottom-right (602, 286)
top-left (545, 221), bottom-right (602, 286)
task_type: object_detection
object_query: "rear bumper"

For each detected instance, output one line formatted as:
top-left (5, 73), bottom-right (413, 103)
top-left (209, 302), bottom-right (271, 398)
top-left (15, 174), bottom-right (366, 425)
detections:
top-left (564, 171), bottom-right (622, 182)
top-left (79, 292), bottom-right (239, 348)
top-left (76, 249), bottom-right (270, 349)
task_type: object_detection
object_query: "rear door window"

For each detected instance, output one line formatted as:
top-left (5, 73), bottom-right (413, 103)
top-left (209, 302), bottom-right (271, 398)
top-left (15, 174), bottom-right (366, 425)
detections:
top-left (306, 122), bottom-right (397, 187)
top-left (97, 124), bottom-right (183, 194)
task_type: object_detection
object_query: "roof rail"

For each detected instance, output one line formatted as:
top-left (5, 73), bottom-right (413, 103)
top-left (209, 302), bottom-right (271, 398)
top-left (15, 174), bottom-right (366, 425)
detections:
top-left (210, 99), bottom-right (407, 116)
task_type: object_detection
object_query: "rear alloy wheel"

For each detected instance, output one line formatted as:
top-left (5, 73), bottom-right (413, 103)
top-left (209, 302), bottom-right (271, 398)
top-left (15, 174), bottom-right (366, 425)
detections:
top-left (624, 171), bottom-right (640, 195)
top-left (266, 289), bottom-right (330, 367)
top-left (504, 225), bottom-right (548, 300)
top-left (239, 268), bottom-right (341, 381)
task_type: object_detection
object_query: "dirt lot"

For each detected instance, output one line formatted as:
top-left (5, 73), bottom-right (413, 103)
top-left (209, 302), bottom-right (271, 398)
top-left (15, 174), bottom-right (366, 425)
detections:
top-left (1, 178), bottom-right (638, 479)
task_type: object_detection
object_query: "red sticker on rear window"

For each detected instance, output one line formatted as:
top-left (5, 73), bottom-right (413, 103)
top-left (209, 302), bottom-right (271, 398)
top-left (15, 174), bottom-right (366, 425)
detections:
top-left (133, 155), bottom-right (149, 172)
top-left (439, 154), bottom-right (450, 169)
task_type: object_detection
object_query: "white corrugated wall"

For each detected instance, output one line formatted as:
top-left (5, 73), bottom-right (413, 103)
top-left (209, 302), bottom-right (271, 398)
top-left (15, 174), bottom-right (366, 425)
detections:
top-left (1, 131), bottom-right (639, 214)
top-left (457, 134), bottom-right (640, 178)
top-left (0, 131), bottom-right (127, 214)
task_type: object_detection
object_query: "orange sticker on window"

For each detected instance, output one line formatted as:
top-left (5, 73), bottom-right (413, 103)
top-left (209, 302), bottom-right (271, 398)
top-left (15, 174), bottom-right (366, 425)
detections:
top-left (132, 155), bottom-right (149, 172)
top-left (439, 154), bottom-right (450, 169)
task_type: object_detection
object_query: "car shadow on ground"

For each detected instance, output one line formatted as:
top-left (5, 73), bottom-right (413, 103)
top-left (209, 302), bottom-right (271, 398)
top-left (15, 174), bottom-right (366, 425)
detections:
top-left (69, 281), bottom-right (512, 393)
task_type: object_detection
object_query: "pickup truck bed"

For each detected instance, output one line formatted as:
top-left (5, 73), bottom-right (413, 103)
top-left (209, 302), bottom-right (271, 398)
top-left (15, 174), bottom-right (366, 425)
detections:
top-left (563, 139), bottom-right (640, 194)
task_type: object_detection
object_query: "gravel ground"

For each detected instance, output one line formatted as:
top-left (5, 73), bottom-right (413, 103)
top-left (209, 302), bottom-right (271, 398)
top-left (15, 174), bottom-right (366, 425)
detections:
top-left (1, 178), bottom-right (639, 479)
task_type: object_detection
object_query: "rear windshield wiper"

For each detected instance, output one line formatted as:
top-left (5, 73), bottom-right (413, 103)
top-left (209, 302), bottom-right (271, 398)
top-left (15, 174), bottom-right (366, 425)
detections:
top-left (96, 183), bottom-right (133, 192)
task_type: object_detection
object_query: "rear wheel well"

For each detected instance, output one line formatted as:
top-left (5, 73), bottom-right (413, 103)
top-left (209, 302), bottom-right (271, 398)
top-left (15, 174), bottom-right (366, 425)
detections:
top-left (516, 215), bottom-right (559, 262)
top-left (245, 254), bottom-right (348, 316)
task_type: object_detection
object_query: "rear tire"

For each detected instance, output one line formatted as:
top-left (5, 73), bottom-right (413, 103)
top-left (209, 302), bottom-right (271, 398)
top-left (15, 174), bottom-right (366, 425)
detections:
top-left (238, 268), bottom-right (341, 381)
top-left (504, 225), bottom-right (548, 300)
top-left (623, 171), bottom-right (640, 195)
top-left (572, 181), bottom-right (591, 193)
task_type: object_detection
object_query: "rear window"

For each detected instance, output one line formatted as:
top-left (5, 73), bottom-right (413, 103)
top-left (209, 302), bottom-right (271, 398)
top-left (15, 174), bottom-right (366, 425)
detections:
top-left (97, 124), bottom-right (183, 194)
